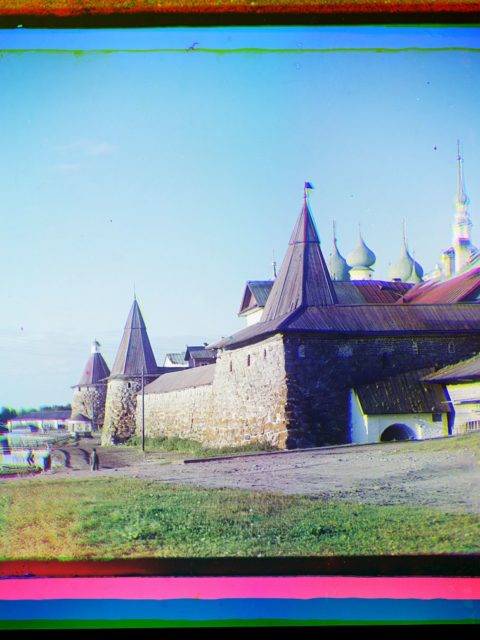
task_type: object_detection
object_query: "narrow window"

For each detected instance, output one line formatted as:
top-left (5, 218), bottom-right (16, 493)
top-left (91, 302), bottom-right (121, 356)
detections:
top-left (448, 341), bottom-right (455, 354)
top-left (263, 349), bottom-right (267, 359)
top-left (298, 345), bottom-right (306, 359)
top-left (127, 382), bottom-right (132, 389)
top-left (247, 355), bottom-right (251, 367)
top-left (229, 361), bottom-right (233, 373)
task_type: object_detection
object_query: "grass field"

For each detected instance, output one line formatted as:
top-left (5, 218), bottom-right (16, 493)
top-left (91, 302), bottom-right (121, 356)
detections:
top-left (125, 435), bottom-right (278, 458)
top-left (1, 477), bottom-right (479, 559)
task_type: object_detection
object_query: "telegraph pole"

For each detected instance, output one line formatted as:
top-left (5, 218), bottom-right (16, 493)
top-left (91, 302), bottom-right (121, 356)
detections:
top-left (141, 367), bottom-right (145, 453)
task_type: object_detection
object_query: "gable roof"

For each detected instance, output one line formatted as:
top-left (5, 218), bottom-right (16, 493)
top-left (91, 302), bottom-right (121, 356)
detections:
top-left (239, 281), bottom-right (274, 315)
top-left (185, 346), bottom-right (216, 361)
top-left (261, 196), bottom-right (337, 322)
top-left (110, 299), bottom-right (157, 376)
top-left (77, 352), bottom-right (110, 387)
top-left (355, 369), bottom-right (450, 415)
top-left (144, 363), bottom-right (216, 394)
top-left (164, 352), bottom-right (186, 366)
top-left (398, 266), bottom-right (480, 304)
top-left (211, 303), bottom-right (480, 350)
top-left (423, 353), bottom-right (480, 383)
top-left (239, 279), bottom-right (412, 314)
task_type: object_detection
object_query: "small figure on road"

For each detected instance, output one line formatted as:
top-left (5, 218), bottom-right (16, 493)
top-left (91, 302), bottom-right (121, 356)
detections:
top-left (26, 448), bottom-right (34, 466)
top-left (90, 447), bottom-right (99, 471)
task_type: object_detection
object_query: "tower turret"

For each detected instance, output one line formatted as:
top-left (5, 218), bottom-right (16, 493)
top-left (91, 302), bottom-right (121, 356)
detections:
top-left (71, 340), bottom-right (110, 431)
top-left (452, 140), bottom-right (476, 272)
top-left (102, 298), bottom-right (158, 444)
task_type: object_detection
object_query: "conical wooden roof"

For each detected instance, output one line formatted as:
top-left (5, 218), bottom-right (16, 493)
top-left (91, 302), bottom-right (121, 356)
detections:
top-left (262, 196), bottom-right (337, 322)
top-left (110, 299), bottom-right (157, 376)
top-left (77, 351), bottom-right (110, 387)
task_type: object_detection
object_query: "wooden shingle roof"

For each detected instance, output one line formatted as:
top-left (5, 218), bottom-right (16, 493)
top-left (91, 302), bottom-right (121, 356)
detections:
top-left (110, 299), bottom-right (157, 376)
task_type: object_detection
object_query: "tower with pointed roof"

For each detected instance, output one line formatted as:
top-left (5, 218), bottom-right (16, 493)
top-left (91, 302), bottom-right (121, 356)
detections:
top-left (346, 226), bottom-right (376, 280)
top-left (102, 298), bottom-right (158, 444)
top-left (431, 142), bottom-right (477, 280)
top-left (328, 221), bottom-right (350, 281)
top-left (71, 340), bottom-right (110, 431)
top-left (261, 186), bottom-right (338, 321)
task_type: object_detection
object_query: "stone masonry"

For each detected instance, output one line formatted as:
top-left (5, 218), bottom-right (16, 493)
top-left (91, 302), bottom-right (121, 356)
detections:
top-left (137, 331), bottom-right (480, 450)
top-left (102, 377), bottom-right (143, 445)
top-left (71, 385), bottom-right (107, 430)
top-left (138, 334), bottom-right (290, 448)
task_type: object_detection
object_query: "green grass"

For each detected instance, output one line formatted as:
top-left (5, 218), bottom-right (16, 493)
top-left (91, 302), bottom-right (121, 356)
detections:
top-left (0, 465), bottom-right (41, 476)
top-left (0, 477), bottom-right (479, 559)
top-left (125, 435), bottom-right (279, 458)
top-left (389, 432), bottom-right (480, 459)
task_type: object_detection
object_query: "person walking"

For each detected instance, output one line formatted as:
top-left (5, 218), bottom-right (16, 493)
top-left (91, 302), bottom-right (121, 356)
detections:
top-left (90, 447), bottom-right (99, 471)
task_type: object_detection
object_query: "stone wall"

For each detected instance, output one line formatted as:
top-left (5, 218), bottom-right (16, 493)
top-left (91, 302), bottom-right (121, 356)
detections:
top-left (71, 385), bottom-right (107, 430)
top-left (102, 377), bottom-right (142, 445)
top-left (136, 331), bottom-right (480, 451)
top-left (139, 335), bottom-right (289, 448)
top-left (284, 333), bottom-right (480, 446)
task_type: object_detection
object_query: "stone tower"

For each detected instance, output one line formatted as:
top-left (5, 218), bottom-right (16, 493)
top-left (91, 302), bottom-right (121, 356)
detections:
top-left (71, 340), bottom-right (110, 431)
top-left (102, 298), bottom-right (158, 445)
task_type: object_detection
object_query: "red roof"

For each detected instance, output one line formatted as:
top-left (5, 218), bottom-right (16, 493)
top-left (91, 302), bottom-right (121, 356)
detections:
top-left (110, 299), bottom-right (157, 376)
top-left (398, 266), bottom-right (480, 304)
top-left (261, 197), bottom-right (337, 321)
top-left (77, 352), bottom-right (110, 387)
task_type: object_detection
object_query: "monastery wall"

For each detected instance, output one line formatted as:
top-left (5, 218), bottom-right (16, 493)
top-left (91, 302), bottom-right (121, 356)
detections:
top-left (102, 378), bottom-right (142, 445)
top-left (139, 335), bottom-right (289, 448)
top-left (71, 385), bottom-right (107, 430)
top-left (284, 333), bottom-right (480, 446)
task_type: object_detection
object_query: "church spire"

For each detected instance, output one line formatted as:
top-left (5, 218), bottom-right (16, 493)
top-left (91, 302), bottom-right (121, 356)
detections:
top-left (261, 185), bottom-right (337, 322)
top-left (456, 140), bottom-right (469, 207)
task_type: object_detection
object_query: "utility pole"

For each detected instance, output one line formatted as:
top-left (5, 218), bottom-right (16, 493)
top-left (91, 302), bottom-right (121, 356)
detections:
top-left (141, 367), bottom-right (145, 453)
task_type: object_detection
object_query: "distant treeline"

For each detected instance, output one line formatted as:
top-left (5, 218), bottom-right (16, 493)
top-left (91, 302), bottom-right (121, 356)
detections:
top-left (0, 405), bottom-right (71, 424)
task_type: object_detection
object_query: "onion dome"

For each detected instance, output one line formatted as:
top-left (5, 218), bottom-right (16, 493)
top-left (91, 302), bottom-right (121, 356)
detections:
top-left (328, 222), bottom-right (350, 281)
top-left (407, 258), bottom-right (424, 284)
top-left (329, 241), bottom-right (350, 281)
top-left (389, 242), bottom-right (414, 282)
top-left (347, 230), bottom-right (376, 269)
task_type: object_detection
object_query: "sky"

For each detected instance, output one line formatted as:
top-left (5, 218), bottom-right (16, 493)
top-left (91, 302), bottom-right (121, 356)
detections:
top-left (0, 26), bottom-right (479, 407)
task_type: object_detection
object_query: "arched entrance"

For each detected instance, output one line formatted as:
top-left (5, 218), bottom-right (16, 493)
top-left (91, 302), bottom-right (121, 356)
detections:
top-left (380, 423), bottom-right (416, 442)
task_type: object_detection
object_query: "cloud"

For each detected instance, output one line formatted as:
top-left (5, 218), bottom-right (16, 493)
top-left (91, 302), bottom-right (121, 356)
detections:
top-left (55, 139), bottom-right (117, 158)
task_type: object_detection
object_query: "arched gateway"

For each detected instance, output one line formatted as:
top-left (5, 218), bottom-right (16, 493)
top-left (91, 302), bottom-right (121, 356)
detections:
top-left (380, 424), bottom-right (416, 442)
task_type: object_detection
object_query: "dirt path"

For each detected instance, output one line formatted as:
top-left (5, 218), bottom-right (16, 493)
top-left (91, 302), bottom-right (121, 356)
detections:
top-left (3, 435), bottom-right (479, 514)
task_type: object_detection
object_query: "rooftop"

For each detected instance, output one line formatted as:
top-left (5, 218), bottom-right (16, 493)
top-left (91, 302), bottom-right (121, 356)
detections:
top-left (423, 353), bottom-right (480, 383)
top-left (144, 363), bottom-right (216, 394)
top-left (355, 369), bottom-right (450, 415)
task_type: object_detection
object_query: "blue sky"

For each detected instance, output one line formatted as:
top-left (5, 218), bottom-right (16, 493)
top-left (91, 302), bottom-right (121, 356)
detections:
top-left (0, 26), bottom-right (479, 407)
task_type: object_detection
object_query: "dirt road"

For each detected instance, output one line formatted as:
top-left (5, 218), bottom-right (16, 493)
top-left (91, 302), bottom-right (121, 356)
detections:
top-left (3, 434), bottom-right (478, 514)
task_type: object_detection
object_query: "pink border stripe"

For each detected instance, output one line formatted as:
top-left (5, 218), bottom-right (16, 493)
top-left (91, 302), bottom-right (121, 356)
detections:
top-left (1, 577), bottom-right (479, 601)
